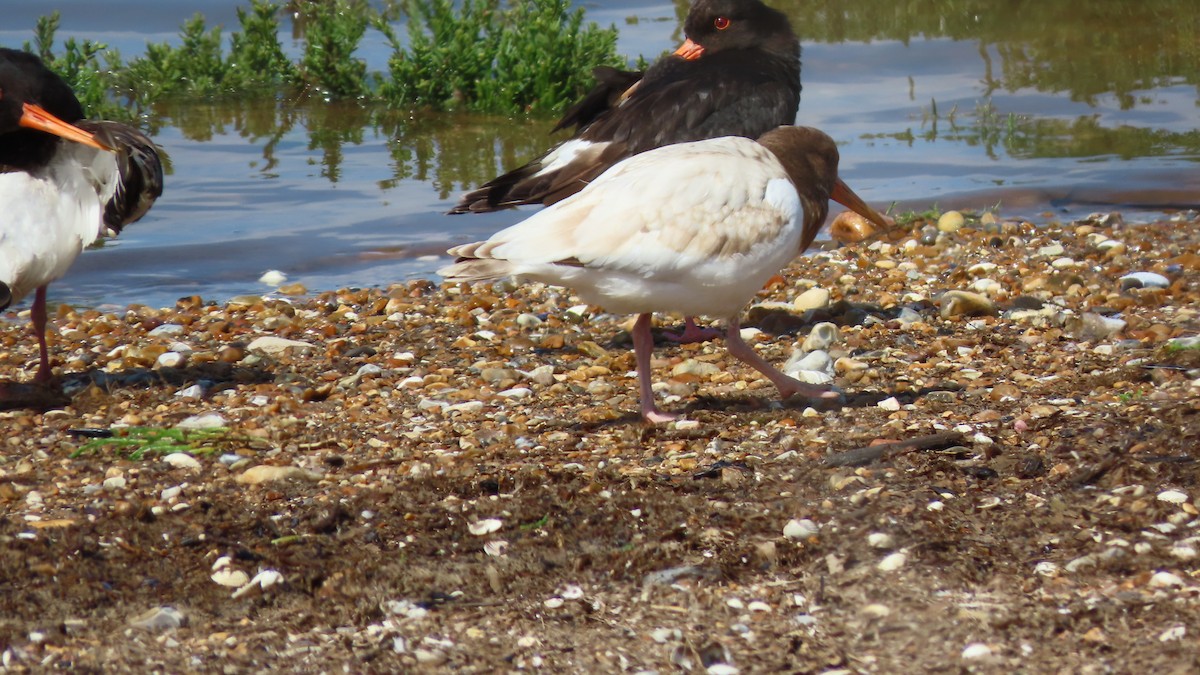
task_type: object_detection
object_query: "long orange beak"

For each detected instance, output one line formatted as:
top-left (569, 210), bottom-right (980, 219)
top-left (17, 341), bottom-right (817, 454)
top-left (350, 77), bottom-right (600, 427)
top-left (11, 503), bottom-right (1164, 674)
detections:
top-left (673, 38), bottom-right (705, 61)
top-left (831, 178), bottom-right (891, 229)
top-left (19, 102), bottom-right (112, 151)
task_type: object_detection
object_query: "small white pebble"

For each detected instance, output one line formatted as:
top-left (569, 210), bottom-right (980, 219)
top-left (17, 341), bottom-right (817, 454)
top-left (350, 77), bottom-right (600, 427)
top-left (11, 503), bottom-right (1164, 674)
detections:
top-left (211, 568), bottom-right (250, 588)
top-left (1157, 490), bottom-right (1189, 504)
top-left (1149, 571), bottom-right (1184, 588)
top-left (258, 270), bottom-right (287, 286)
top-left (1159, 625), bottom-right (1187, 642)
top-left (163, 453), bottom-right (200, 470)
top-left (961, 643), bottom-right (994, 660)
top-left (1034, 561), bottom-right (1060, 577)
top-left (468, 519), bottom-right (503, 536)
top-left (1170, 545), bottom-right (1197, 561)
top-left (867, 533), bottom-right (895, 549)
top-left (861, 604), bottom-right (890, 619)
top-left (877, 552), bottom-right (907, 572)
top-left (877, 397), bottom-right (901, 411)
top-left (783, 518), bottom-right (819, 540)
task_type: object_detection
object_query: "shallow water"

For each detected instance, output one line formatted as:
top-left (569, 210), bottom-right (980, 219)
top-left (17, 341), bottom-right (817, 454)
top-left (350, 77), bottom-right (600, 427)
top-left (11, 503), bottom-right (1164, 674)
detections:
top-left (2, 0), bottom-right (1198, 309)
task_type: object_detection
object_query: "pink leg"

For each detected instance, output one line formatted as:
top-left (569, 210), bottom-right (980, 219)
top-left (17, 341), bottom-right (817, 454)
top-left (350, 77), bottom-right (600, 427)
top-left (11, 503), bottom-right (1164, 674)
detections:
top-left (662, 316), bottom-right (722, 344)
top-left (724, 316), bottom-right (842, 404)
top-left (631, 313), bottom-right (677, 423)
top-left (31, 286), bottom-right (52, 382)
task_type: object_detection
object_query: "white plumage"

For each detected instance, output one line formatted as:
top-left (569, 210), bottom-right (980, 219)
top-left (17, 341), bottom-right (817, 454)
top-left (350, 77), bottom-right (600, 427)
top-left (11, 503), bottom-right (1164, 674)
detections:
top-left (449, 138), bottom-right (799, 316)
top-left (442, 126), bottom-right (889, 423)
top-left (0, 141), bottom-right (118, 304)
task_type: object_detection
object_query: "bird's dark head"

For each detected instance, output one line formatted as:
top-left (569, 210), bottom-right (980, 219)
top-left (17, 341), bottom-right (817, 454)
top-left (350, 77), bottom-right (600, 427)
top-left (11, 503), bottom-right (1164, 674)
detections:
top-left (0, 281), bottom-right (11, 311)
top-left (681, 0), bottom-right (798, 59)
top-left (758, 126), bottom-right (840, 199)
top-left (0, 48), bottom-right (106, 168)
top-left (0, 48), bottom-right (85, 134)
top-left (758, 126), bottom-right (890, 252)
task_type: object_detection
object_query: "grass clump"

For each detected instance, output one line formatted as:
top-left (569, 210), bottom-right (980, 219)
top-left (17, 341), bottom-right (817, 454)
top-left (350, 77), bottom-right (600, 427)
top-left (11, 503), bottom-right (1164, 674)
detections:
top-left (70, 426), bottom-right (236, 460)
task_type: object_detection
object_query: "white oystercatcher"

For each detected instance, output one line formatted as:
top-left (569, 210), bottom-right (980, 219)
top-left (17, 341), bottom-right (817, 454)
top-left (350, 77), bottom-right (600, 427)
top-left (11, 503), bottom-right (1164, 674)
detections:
top-left (0, 48), bottom-right (163, 403)
top-left (450, 0), bottom-right (805, 343)
top-left (440, 126), bottom-right (890, 423)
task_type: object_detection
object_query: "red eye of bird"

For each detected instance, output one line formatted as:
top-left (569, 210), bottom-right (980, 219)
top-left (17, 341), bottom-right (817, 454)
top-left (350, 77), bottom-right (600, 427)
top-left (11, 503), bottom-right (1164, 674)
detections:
top-left (714, 16), bottom-right (731, 30)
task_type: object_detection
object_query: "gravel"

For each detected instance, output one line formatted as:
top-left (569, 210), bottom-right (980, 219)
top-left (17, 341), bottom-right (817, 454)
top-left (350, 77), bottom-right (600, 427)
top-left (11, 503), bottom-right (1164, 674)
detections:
top-left (1, 210), bottom-right (1199, 671)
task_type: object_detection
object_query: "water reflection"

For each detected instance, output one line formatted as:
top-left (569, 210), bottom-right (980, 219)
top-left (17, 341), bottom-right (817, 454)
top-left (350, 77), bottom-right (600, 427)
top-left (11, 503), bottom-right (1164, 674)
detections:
top-left (149, 96), bottom-right (581, 197)
top-left (5, 0), bottom-right (1198, 307)
top-left (144, 0), bottom-right (1200, 192)
top-left (769, 0), bottom-right (1199, 102)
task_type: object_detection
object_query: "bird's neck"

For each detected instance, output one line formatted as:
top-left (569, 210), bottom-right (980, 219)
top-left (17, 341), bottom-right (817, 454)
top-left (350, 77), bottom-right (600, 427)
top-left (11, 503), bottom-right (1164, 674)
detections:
top-left (0, 130), bottom-right (59, 173)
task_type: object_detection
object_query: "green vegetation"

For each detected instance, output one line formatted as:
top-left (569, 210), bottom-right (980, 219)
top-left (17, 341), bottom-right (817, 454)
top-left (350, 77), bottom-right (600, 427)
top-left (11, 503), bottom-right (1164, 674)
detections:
top-left (378, 0), bottom-right (620, 114)
top-left (1116, 390), bottom-right (1145, 403)
top-left (70, 426), bottom-right (235, 460)
top-left (887, 204), bottom-right (942, 226)
top-left (22, 0), bottom-right (622, 121)
top-left (24, 13), bottom-right (125, 120)
top-left (1165, 337), bottom-right (1200, 353)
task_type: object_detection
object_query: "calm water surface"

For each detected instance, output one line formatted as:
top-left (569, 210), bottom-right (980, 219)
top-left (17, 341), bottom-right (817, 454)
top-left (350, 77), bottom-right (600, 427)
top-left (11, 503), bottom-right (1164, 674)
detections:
top-left (2, 0), bottom-right (1198, 308)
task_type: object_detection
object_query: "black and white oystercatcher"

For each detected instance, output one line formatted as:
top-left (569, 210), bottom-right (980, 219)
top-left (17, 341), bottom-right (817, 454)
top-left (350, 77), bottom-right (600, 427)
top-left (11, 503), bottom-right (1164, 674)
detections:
top-left (440, 126), bottom-right (890, 423)
top-left (449, 0), bottom-right (801, 213)
top-left (0, 48), bottom-right (163, 398)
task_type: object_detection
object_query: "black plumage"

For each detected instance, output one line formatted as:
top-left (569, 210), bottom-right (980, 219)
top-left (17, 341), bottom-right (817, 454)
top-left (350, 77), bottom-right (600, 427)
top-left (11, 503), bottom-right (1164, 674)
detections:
top-left (448, 0), bottom-right (801, 214)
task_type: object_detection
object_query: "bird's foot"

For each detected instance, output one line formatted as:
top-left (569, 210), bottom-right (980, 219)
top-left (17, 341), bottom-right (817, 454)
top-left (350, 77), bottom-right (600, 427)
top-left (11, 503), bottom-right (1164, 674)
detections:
top-left (661, 318), bottom-right (722, 344)
top-left (641, 406), bottom-right (680, 424)
top-left (0, 379), bottom-right (70, 412)
top-left (778, 380), bottom-right (845, 408)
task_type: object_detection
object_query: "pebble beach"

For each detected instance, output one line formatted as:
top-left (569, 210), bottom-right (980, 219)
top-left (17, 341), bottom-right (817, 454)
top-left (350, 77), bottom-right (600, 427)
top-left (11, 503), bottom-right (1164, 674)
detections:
top-left (1, 209), bottom-right (1199, 671)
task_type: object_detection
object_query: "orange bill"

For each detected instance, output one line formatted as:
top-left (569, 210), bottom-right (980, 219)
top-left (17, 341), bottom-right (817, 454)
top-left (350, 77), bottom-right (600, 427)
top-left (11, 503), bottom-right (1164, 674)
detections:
top-left (673, 38), bottom-right (705, 61)
top-left (19, 102), bottom-right (112, 151)
top-left (831, 178), bottom-right (891, 229)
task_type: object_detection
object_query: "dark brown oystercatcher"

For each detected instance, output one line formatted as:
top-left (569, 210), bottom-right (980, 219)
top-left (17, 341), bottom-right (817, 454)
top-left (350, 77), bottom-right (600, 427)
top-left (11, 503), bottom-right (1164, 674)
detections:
top-left (441, 126), bottom-right (889, 423)
top-left (0, 48), bottom-right (163, 404)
